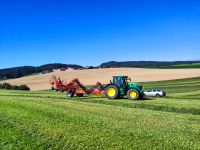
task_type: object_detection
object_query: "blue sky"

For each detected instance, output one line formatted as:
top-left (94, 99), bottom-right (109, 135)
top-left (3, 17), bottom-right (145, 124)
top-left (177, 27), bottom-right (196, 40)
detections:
top-left (0, 0), bottom-right (200, 68)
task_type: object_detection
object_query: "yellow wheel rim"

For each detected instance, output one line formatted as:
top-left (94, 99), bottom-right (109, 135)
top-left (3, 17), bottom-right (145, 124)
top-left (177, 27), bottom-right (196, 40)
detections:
top-left (130, 91), bottom-right (137, 98)
top-left (107, 88), bottom-right (116, 97)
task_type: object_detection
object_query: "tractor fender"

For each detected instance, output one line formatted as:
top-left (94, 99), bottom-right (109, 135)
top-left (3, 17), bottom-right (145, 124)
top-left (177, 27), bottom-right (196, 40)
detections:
top-left (104, 83), bottom-right (118, 89)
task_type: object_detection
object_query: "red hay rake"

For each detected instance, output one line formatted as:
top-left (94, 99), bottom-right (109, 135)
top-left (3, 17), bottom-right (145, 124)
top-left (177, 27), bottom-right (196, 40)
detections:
top-left (50, 75), bottom-right (105, 97)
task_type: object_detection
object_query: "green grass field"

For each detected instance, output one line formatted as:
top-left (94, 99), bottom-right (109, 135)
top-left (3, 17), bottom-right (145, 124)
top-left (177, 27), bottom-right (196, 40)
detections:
top-left (0, 77), bottom-right (200, 149)
top-left (155, 63), bottom-right (200, 69)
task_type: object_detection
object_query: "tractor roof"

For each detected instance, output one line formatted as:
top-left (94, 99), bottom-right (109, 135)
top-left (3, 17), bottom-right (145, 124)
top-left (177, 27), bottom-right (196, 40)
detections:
top-left (113, 76), bottom-right (128, 78)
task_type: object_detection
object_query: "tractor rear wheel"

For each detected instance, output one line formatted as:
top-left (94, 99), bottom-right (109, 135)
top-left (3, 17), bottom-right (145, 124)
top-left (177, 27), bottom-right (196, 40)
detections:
top-left (127, 89), bottom-right (139, 100)
top-left (105, 84), bottom-right (119, 99)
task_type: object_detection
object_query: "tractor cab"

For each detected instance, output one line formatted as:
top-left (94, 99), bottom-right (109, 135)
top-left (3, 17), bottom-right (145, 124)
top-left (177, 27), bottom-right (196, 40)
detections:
top-left (112, 76), bottom-right (128, 87)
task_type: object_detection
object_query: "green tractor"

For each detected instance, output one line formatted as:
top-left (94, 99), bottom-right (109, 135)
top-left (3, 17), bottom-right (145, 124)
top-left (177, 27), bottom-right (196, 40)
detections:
top-left (105, 76), bottom-right (144, 100)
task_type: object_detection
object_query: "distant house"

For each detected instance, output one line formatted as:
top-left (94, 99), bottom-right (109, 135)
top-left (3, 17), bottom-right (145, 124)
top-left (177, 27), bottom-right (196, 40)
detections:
top-left (59, 68), bottom-right (67, 71)
top-left (66, 67), bottom-right (74, 71)
top-left (85, 66), bottom-right (94, 69)
top-left (53, 67), bottom-right (74, 72)
top-left (53, 69), bottom-right (58, 72)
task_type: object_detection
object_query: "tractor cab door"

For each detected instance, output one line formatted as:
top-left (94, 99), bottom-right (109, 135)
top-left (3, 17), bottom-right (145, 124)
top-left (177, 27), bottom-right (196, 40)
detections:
top-left (113, 76), bottom-right (126, 95)
top-left (113, 77), bottom-right (125, 87)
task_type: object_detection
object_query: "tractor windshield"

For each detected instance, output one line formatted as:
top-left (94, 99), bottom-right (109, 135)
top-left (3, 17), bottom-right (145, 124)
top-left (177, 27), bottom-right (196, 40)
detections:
top-left (113, 77), bottom-right (124, 86)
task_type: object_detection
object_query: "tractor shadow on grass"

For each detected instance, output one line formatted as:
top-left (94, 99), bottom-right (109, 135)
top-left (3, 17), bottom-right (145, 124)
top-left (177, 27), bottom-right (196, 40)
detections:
top-left (76, 95), bottom-right (153, 101)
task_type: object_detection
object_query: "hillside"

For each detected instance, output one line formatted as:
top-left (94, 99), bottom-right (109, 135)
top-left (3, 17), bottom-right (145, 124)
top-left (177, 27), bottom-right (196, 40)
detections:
top-left (2, 68), bottom-right (200, 91)
top-left (1, 61), bottom-right (200, 81)
top-left (0, 63), bottom-right (83, 80)
top-left (100, 61), bottom-right (200, 68)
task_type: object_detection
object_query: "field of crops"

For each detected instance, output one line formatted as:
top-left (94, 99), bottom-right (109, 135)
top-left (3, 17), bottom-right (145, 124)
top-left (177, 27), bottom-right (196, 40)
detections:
top-left (0, 77), bottom-right (200, 149)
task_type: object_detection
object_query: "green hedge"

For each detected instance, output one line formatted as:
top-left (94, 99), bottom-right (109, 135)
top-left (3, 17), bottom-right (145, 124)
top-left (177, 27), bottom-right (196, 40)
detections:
top-left (0, 83), bottom-right (30, 91)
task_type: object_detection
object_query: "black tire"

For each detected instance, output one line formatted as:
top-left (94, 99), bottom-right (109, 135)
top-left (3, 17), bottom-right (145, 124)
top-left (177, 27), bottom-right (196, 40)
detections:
top-left (51, 87), bottom-right (54, 90)
top-left (77, 93), bottom-right (83, 97)
top-left (139, 94), bottom-right (144, 100)
top-left (156, 94), bottom-right (160, 97)
top-left (67, 89), bottom-right (75, 97)
top-left (105, 84), bottom-right (119, 99)
top-left (127, 89), bottom-right (139, 100)
top-left (163, 92), bottom-right (166, 96)
top-left (67, 92), bottom-right (74, 97)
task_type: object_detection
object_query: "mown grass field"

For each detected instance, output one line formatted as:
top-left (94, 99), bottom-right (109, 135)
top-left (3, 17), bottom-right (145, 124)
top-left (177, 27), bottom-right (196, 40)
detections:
top-left (0, 77), bottom-right (200, 149)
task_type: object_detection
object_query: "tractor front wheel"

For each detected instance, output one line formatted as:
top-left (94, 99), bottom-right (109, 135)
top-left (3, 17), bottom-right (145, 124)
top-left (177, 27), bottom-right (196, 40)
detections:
top-left (127, 89), bottom-right (139, 100)
top-left (105, 84), bottom-right (119, 99)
